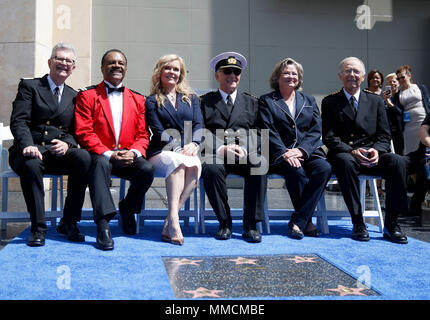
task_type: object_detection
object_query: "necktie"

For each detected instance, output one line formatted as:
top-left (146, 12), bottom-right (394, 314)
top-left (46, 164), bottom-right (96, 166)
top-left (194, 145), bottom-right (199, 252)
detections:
top-left (350, 96), bottom-right (357, 114)
top-left (54, 87), bottom-right (60, 105)
top-left (106, 85), bottom-right (125, 94)
top-left (226, 95), bottom-right (233, 113)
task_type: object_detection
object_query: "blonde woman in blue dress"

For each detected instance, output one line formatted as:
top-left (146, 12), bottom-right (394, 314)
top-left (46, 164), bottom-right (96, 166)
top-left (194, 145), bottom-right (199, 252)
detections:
top-left (146, 54), bottom-right (203, 245)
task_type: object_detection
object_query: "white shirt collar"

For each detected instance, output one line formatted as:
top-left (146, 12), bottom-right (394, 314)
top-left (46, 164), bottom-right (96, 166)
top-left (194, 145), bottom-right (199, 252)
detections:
top-left (219, 89), bottom-right (237, 104)
top-left (343, 88), bottom-right (361, 104)
top-left (47, 75), bottom-right (64, 94)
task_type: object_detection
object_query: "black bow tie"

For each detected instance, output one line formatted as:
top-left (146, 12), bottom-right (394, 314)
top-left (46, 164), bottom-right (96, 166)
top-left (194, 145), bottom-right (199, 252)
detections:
top-left (106, 84), bottom-right (125, 94)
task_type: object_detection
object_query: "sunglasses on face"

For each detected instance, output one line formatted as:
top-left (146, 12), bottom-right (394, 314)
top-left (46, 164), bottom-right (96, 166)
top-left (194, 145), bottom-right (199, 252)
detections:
top-left (221, 68), bottom-right (241, 76)
top-left (397, 75), bottom-right (406, 81)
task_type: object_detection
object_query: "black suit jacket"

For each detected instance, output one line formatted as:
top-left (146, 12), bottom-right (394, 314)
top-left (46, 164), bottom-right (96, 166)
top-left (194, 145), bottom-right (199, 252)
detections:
top-left (9, 74), bottom-right (78, 157)
top-left (259, 90), bottom-right (326, 164)
top-left (321, 88), bottom-right (392, 157)
top-left (200, 90), bottom-right (260, 155)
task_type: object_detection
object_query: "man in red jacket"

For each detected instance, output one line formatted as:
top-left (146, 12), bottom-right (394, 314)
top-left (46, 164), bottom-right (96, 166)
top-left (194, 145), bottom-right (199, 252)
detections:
top-left (75, 49), bottom-right (154, 250)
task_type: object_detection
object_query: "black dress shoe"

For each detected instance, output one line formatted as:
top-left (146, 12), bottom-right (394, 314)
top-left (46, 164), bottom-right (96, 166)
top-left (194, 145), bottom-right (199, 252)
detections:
top-left (215, 227), bottom-right (232, 240)
top-left (119, 200), bottom-right (137, 235)
top-left (287, 222), bottom-right (304, 240)
top-left (242, 229), bottom-right (262, 243)
top-left (56, 219), bottom-right (85, 242)
top-left (383, 224), bottom-right (408, 244)
top-left (304, 222), bottom-right (320, 237)
top-left (96, 224), bottom-right (114, 251)
top-left (352, 224), bottom-right (370, 241)
top-left (27, 231), bottom-right (46, 247)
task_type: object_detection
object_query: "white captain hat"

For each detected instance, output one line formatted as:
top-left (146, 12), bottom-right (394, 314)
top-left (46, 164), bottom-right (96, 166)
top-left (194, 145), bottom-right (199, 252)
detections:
top-left (209, 51), bottom-right (247, 72)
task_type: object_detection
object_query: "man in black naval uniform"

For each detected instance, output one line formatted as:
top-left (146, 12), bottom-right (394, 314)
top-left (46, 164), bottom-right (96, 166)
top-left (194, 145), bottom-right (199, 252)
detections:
top-left (321, 56), bottom-right (408, 244)
top-left (9, 43), bottom-right (91, 247)
top-left (200, 51), bottom-right (267, 243)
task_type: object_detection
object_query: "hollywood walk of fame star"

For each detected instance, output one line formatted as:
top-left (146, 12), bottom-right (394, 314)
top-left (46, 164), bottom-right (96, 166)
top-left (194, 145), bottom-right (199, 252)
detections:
top-left (326, 285), bottom-right (367, 296)
top-left (228, 256), bottom-right (259, 265)
top-left (169, 258), bottom-right (203, 267)
top-left (284, 256), bottom-right (318, 264)
top-left (183, 287), bottom-right (224, 298)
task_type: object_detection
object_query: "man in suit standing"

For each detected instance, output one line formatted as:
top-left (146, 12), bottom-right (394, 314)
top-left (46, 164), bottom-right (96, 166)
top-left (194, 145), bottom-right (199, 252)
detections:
top-left (9, 43), bottom-right (91, 247)
top-left (321, 56), bottom-right (408, 244)
top-left (200, 52), bottom-right (267, 243)
top-left (75, 49), bottom-right (154, 251)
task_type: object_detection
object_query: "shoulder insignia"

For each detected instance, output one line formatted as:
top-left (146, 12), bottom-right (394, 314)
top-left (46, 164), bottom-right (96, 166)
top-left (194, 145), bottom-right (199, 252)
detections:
top-left (199, 90), bottom-right (215, 100)
top-left (130, 89), bottom-right (145, 96)
top-left (329, 90), bottom-right (341, 96)
top-left (20, 77), bottom-right (37, 81)
top-left (78, 85), bottom-right (97, 92)
top-left (244, 92), bottom-right (258, 100)
top-left (363, 89), bottom-right (377, 95)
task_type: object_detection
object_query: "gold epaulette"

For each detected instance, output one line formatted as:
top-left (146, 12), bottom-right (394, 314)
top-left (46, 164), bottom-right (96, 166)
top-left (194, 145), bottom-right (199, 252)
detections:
top-left (363, 89), bottom-right (378, 95)
top-left (243, 92), bottom-right (258, 100)
top-left (78, 85), bottom-right (97, 92)
top-left (130, 88), bottom-right (144, 96)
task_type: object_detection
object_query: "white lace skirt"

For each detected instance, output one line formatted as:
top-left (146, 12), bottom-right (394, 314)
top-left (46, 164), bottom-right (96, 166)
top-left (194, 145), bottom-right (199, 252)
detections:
top-left (149, 151), bottom-right (202, 178)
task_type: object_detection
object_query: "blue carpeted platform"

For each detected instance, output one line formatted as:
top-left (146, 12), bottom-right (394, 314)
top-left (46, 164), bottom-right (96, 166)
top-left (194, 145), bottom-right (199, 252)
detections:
top-left (0, 219), bottom-right (429, 300)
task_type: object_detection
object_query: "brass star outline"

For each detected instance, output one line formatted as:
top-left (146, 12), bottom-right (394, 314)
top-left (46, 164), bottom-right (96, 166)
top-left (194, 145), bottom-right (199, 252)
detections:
top-left (169, 258), bottom-right (203, 266)
top-left (284, 256), bottom-right (318, 264)
top-left (326, 285), bottom-right (367, 296)
top-left (183, 287), bottom-right (224, 298)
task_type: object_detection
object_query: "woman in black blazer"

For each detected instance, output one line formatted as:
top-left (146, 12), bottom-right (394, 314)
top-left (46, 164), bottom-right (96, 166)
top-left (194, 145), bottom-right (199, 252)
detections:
top-left (259, 58), bottom-right (331, 239)
top-left (146, 54), bottom-right (203, 245)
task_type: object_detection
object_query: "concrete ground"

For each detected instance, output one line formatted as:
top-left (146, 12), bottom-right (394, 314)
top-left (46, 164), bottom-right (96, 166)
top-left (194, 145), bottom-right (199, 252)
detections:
top-left (1, 178), bottom-right (430, 249)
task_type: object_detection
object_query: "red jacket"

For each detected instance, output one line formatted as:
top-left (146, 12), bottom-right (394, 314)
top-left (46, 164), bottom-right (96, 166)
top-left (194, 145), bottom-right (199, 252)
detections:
top-left (75, 81), bottom-right (149, 157)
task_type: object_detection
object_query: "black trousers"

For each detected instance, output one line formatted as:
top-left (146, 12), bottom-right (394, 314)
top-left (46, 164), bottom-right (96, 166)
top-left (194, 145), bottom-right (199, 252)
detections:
top-left (270, 157), bottom-right (332, 231)
top-left (9, 148), bottom-right (91, 233)
top-left (329, 152), bottom-right (407, 226)
top-left (88, 154), bottom-right (154, 222)
top-left (201, 155), bottom-right (267, 231)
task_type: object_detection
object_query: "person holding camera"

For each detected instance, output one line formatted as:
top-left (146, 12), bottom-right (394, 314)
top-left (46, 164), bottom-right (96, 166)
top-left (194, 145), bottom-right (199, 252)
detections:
top-left (382, 73), bottom-right (403, 155)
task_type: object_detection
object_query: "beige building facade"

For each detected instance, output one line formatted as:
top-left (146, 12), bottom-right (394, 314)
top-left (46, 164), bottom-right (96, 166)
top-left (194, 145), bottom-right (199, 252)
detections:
top-left (1, 0), bottom-right (430, 125)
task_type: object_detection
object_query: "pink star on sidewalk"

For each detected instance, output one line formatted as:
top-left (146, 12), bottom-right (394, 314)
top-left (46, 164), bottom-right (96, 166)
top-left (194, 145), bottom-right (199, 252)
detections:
top-left (326, 285), bottom-right (367, 296)
top-left (170, 258), bottom-right (203, 266)
top-left (285, 256), bottom-right (317, 264)
top-left (183, 287), bottom-right (224, 298)
top-left (228, 256), bottom-right (258, 265)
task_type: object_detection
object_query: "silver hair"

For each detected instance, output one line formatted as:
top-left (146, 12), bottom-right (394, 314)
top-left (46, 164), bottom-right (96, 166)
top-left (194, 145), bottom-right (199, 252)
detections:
top-left (339, 56), bottom-right (365, 75)
top-left (50, 43), bottom-right (77, 62)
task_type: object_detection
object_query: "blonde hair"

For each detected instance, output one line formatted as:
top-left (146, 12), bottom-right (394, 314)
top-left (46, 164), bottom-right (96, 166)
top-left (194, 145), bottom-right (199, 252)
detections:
top-left (149, 54), bottom-right (195, 107)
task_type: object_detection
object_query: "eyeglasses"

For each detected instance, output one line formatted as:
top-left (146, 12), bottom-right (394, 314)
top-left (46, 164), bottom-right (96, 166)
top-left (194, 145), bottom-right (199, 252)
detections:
top-left (397, 75), bottom-right (406, 81)
top-left (53, 56), bottom-right (75, 66)
top-left (342, 68), bottom-right (362, 76)
top-left (221, 68), bottom-right (241, 76)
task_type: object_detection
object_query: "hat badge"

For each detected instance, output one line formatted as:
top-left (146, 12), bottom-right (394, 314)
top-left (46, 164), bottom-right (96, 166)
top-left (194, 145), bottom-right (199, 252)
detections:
top-left (228, 57), bottom-right (237, 65)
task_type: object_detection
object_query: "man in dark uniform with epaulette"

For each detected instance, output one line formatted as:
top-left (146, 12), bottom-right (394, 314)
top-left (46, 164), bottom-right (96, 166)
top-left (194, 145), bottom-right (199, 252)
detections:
top-left (75, 49), bottom-right (154, 250)
top-left (321, 56), bottom-right (408, 244)
top-left (200, 51), bottom-right (267, 243)
top-left (9, 43), bottom-right (91, 247)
